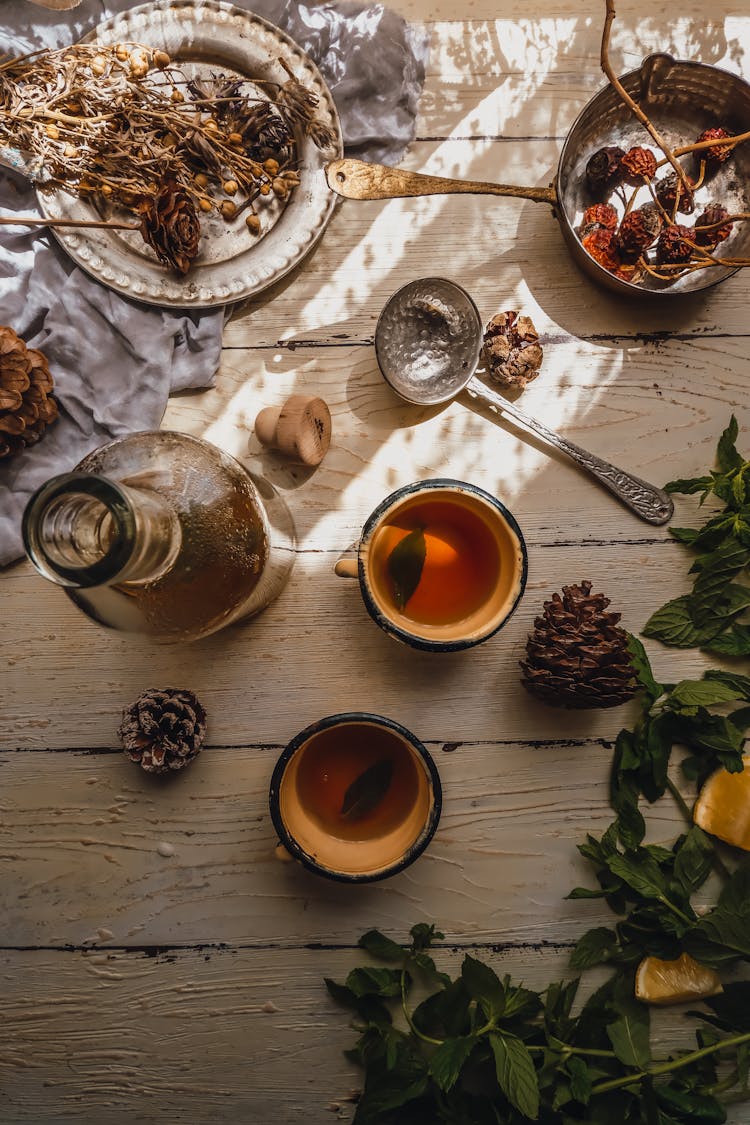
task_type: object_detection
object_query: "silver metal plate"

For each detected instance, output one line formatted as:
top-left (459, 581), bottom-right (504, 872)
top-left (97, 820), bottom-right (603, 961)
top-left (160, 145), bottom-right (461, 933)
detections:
top-left (35, 0), bottom-right (342, 308)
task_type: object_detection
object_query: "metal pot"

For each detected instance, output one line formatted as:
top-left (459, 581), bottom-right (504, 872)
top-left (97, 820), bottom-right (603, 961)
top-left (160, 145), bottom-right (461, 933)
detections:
top-left (326, 54), bottom-right (750, 298)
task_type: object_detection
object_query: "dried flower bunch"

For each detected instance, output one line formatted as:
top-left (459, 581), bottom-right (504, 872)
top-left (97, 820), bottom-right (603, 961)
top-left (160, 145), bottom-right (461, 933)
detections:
top-left (0, 326), bottom-right (58, 459)
top-left (0, 44), bottom-right (337, 274)
top-left (482, 311), bottom-right (543, 390)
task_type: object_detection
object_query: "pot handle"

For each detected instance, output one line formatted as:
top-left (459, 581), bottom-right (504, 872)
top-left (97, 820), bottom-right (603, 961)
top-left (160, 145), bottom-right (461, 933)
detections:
top-left (639, 53), bottom-right (677, 101)
top-left (326, 159), bottom-right (557, 205)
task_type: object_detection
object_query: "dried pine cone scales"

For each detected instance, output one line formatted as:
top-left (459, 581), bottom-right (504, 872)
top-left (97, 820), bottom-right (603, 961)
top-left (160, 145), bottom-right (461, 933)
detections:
top-left (0, 326), bottom-right (58, 459)
top-left (520, 581), bottom-right (637, 709)
top-left (119, 688), bottom-right (207, 773)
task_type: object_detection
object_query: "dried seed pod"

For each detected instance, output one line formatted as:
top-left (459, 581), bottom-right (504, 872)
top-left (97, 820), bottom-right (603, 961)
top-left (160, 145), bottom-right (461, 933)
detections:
top-left (260, 182), bottom-right (271, 196)
top-left (228, 132), bottom-right (243, 146)
top-left (198, 198), bottom-right (212, 212)
top-left (585, 145), bottom-right (625, 195)
top-left (621, 146), bottom-right (657, 183)
top-left (263, 157), bottom-right (280, 176)
top-left (44, 123), bottom-right (60, 140)
top-left (582, 203), bottom-right (618, 231)
top-left (246, 213), bottom-right (261, 235)
top-left (129, 48), bottom-right (150, 78)
top-left (220, 199), bottom-right (237, 219)
top-left (171, 88), bottom-right (185, 104)
top-left (482, 311), bottom-right (543, 391)
top-left (582, 228), bottom-right (621, 273)
top-left (655, 171), bottom-right (695, 216)
top-left (695, 126), bottom-right (735, 168)
top-left (64, 144), bottom-right (78, 159)
top-left (616, 204), bottom-right (663, 258)
top-left (114, 44), bottom-right (130, 61)
top-left (656, 223), bottom-right (693, 265)
top-left (91, 55), bottom-right (107, 77)
top-left (271, 177), bottom-right (288, 199)
top-left (694, 204), bottom-right (734, 248)
top-left (153, 50), bottom-right (171, 69)
top-left (194, 172), bottom-right (209, 189)
top-left (222, 179), bottom-right (238, 195)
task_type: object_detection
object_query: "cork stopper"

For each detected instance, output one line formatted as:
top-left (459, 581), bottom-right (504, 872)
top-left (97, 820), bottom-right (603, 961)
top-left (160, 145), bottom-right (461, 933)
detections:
top-left (255, 394), bottom-right (332, 466)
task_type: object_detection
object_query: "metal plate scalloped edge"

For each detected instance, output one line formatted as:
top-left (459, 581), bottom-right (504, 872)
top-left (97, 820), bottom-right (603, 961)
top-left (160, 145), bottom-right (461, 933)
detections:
top-left (36, 0), bottom-right (343, 308)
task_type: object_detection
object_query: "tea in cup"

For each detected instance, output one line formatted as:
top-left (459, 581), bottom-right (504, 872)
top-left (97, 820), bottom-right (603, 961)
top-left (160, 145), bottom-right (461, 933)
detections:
top-left (335, 479), bottom-right (527, 651)
top-left (269, 712), bottom-right (441, 882)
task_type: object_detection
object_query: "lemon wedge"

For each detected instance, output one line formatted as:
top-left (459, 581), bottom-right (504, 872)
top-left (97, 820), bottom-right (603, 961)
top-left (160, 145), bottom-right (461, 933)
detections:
top-left (635, 952), bottom-right (722, 1006)
top-left (693, 754), bottom-right (750, 851)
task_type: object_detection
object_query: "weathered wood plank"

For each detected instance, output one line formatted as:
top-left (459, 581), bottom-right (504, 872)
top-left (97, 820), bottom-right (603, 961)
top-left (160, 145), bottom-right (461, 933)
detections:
top-left (0, 946), bottom-right (712, 1124)
top-left (0, 540), bottom-right (725, 750)
top-left (0, 742), bottom-right (695, 947)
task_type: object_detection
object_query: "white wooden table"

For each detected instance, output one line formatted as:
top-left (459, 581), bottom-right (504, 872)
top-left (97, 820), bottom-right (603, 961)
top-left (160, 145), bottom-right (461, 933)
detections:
top-left (2, 1), bottom-right (749, 1120)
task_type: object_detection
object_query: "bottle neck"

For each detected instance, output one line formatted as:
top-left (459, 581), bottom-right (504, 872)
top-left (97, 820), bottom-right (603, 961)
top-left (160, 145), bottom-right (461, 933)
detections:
top-left (22, 472), bottom-right (181, 589)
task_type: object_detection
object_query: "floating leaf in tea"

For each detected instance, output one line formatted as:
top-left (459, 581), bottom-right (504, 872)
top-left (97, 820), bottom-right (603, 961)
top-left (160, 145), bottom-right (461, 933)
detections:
top-left (341, 759), bottom-right (394, 821)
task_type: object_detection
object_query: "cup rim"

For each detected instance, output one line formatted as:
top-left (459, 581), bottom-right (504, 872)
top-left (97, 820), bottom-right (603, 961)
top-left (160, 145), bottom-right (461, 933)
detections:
top-left (356, 479), bottom-right (528, 652)
top-left (268, 711), bottom-right (442, 883)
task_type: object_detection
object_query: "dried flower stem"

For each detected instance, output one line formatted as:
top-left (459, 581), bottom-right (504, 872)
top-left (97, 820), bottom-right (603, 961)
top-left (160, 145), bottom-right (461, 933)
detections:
top-left (601, 0), bottom-right (692, 194)
top-left (0, 215), bottom-right (137, 230)
top-left (673, 129), bottom-right (750, 159)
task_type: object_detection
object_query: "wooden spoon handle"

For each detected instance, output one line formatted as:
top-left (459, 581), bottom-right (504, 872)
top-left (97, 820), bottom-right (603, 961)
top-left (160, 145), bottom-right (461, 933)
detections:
top-left (325, 158), bottom-right (557, 204)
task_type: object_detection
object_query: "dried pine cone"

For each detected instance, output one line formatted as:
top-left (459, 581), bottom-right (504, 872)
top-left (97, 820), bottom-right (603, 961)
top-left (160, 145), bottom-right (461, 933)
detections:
top-left (656, 223), bottom-right (693, 265)
top-left (0, 326), bottom-right (58, 459)
top-left (695, 126), bottom-right (735, 168)
top-left (585, 146), bottom-right (625, 195)
top-left (582, 228), bottom-right (621, 273)
top-left (520, 581), bottom-right (637, 709)
top-left (655, 171), bottom-right (695, 216)
top-left (694, 204), bottom-right (734, 248)
top-left (119, 688), bottom-right (207, 774)
top-left (582, 203), bottom-right (618, 231)
top-left (482, 311), bottom-right (543, 390)
top-left (616, 204), bottom-right (663, 258)
top-left (621, 146), bottom-right (657, 183)
top-left (138, 179), bottom-right (200, 275)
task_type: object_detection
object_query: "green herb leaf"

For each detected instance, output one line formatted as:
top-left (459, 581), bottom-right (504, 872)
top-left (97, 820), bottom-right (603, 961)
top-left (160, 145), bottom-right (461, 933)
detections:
top-left (428, 1034), bottom-right (476, 1091)
top-left (461, 954), bottom-right (505, 1021)
top-left (345, 966), bottom-right (404, 999)
top-left (643, 596), bottom-right (723, 648)
top-left (341, 759), bottom-right (394, 820)
top-left (489, 1031), bottom-right (540, 1120)
top-left (606, 977), bottom-right (651, 1068)
top-left (410, 923), bottom-right (443, 951)
top-left (627, 634), bottom-right (663, 702)
top-left (387, 527), bottom-right (426, 610)
top-left (667, 678), bottom-right (744, 709)
top-left (570, 927), bottom-right (619, 970)
top-left (358, 930), bottom-right (406, 963)
top-left (673, 827), bottom-right (714, 896)
top-left (717, 414), bottom-right (743, 472)
top-left (704, 624), bottom-right (750, 655)
top-left (565, 1055), bottom-right (592, 1105)
top-left (665, 476), bottom-right (714, 495)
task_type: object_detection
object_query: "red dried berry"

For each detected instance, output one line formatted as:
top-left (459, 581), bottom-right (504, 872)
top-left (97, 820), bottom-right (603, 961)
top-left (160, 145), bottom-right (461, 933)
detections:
top-left (695, 126), bottom-right (735, 167)
top-left (582, 228), bottom-right (621, 273)
top-left (656, 224), bottom-right (693, 265)
top-left (621, 146), bottom-right (657, 183)
top-left (585, 146), bottom-right (625, 195)
top-left (655, 171), bottom-right (695, 215)
top-left (694, 204), bottom-right (734, 248)
top-left (583, 203), bottom-right (618, 231)
top-left (617, 205), bottom-right (663, 258)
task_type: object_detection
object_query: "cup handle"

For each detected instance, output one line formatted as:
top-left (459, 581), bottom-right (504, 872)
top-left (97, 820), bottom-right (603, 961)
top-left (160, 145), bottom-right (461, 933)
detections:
top-left (334, 557), bottom-right (359, 579)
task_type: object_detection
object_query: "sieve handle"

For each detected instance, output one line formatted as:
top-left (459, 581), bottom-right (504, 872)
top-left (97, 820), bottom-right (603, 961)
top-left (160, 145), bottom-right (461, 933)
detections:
top-left (464, 376), bottom-right (674, 525)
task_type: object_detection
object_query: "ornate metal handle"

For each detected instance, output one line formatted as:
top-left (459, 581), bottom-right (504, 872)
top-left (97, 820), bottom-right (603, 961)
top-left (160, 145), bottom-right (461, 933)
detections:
top-left (325, 158), bottom-right (557, 205)
top-left (464, 376), bottom-right (674, 525)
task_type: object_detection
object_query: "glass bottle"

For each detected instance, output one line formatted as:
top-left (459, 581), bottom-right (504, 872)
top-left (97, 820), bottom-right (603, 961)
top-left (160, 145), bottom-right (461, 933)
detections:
top-left (22, 431), bottom-right (296, 642)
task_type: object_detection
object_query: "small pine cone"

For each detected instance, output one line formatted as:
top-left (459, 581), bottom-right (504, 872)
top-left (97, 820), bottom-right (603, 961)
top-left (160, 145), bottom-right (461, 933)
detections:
top-left (695, 126), bottom-right (735, 168)
top-left (585, 146), bottom-right (625, 195)
top-left (621, 146), bottom-right (657, 183)
top-left (656, 223), bottom-right (693, 265)
top-left (582, 228), bottom-right (621, 273)
top-left (655, 171), bottom-right (695, 216)
top-left (482, 311), bottom-right (543, 390)
top-left (520, 581), bottom-right (637, 709)
top-left (694, 204), bottom-right (734, 248)
top-left (582, 203), bottom-right (618, 231)
top-left (119, 688), bottom-right (207, 774)
top-left (616, 206), bottom-right (662, 258)
top-left (0, 326), bottom-right (58, 459)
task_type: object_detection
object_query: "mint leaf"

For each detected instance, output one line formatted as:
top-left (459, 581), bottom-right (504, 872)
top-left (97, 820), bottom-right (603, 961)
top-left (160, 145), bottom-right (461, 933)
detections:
top-left (667, 678), bottom-right (744, 708)
top-left (570, 926), bottom-right (618, 970)
top-left (566, 1055), bottom-right (592, 1105)
top-left (704, 624), bottom-right (750, 655)
top-left (358, 930), bottom-right (405, 963)
top-left (387, 527), bottom-right (426, 610)
top-left (703, 668), bottom-right (750, 699)
top-left (428, 1035), bottom-right (476, 1091)
top-left (606, 978), bottom-right (651, 1068)
top-left (665, 476), bottom-right (714, 495)
top-left (627, 634), bottom-right (663, 702)
top-left (461, 954), bottom-right (505, 1021)
top-left (341, 759), bottom-right (394, 820)
top-left (673, 827), bottom-right (714, 896)
top-left (489, 1031), bottom-right (540, 1120)
top-left (643, 596), bottom-right (722, 647)
top-left (410, 923), bottom-right (443, 951)
top-left (717, 414), bottom-right (743, 473)
top-left (346, 966), bottom-right (404, 999)
top-left (606, 850), bottom-right (671, 903)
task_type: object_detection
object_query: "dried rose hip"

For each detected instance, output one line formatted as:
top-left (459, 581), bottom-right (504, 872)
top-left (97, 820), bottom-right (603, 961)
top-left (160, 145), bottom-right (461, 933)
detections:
top-left (695, 126), bottom-right (735, 168)
top-left (582, 203), bottom-right (618, 231)
top-left (585, 146), bottom-right (625, 195)
top-left (694, 204), bottom-right (734, 248)
top-left (621, 146), bottom-right (657, 183)
top-left (582, 228), bottom-right (621, 272)
top-left (656, 223), bottom-right (693, 265)
top-left (655, 170), bottom-right (695, 215)
top-left (617, 205), bottom-right (663, 258)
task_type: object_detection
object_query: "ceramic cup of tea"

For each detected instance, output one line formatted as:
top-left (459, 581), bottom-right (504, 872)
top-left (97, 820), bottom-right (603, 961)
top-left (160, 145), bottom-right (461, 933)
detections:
top-left (269, 712), bottom-right (442, 882)
top-left (334, 479), bottom-right (527, 652)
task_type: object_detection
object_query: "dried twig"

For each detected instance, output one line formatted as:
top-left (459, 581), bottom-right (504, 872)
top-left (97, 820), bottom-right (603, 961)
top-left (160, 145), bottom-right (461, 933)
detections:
top-left (0, 215), bottom-right (137, 230)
